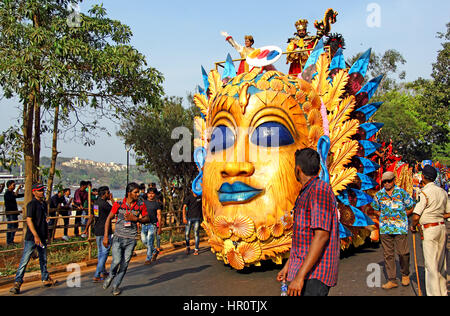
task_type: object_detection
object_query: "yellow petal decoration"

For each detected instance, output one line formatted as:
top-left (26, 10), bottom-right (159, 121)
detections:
top-left (271, 223), bottom-right (284, 238)
top-left (193, 94), bottom-right (209, 118)
top-left (237, 242), bottom-right (262, 264)
top-left (223, 239), bottom-right (236, 254)
top-left (311, 53), bottom-right (330, 96)
top-left (324, 69), bottom-right (349, 112)
top-left (256, 225), bottom-right (271, 242)
top-left (330, 140), bottom-right (359, 175)
top-left (214, 216), bottom-right (233, 239)
top-left (227, 249), bottom-right (245, 270)
top-left (231, 215), bottom-right (255, 239)
top-left (208, 70), bottom-right (223, 99)
top-left (330, 167), bottom-right (357, 195)
top-left (329, 96), bottom-right (356, 133)
top-left (270, 79), bottom-right (284, 91)
top-left (330, 119), bottom-right (359, 153)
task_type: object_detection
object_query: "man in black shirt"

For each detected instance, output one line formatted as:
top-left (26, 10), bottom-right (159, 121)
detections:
top-left (141, 187), bottom-right (162, 264)
top-left (84, 186), bottom-right (114, 282)
top-left (183, 189), bottom-right (203, 255)
top-left (4, 180), bottom-right (24, 245)
top-left (10, 184), bottom-right (55, 295)
top-left (48, 190), bottom-right (66, 241)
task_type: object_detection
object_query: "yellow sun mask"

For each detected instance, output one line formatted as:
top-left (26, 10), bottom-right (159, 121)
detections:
top-left (193, 42), bottom-right (384, 270)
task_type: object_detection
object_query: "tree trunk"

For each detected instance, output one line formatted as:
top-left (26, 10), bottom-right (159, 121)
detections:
top-left (23, 95), bottom-right (35, 208)
top-left (31, 11), bottom-right (41, 185)
top-left (33, 93), bottom-right (41, 184)
top-left (46, 105), bottom-right (60, 200)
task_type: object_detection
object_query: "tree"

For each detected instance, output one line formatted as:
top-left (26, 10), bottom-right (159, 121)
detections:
top-left (0, 127), bottom-right (23, 171)
top-left (407, 23), bottom-right (450, 164)
top-left (0, 1), bottom-right (164, 204)
top-left (119, 97), bottom-right (200, 222)
top-left (373, 90), bottom-right (431, 163)
top-left (348, 49), bottom-right (406, 95)
top-left (370, 23), bottom-right (450, 165)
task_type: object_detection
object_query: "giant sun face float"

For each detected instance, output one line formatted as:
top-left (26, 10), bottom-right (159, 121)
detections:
top-left (192, 34), bottom-right (385, 270)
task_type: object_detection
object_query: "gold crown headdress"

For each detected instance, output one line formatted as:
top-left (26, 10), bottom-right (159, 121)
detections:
top-left (295, 19), bottom-right (308, 30)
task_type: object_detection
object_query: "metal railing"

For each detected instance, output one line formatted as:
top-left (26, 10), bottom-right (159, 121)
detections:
top-left (214, 46), bottom-right (332, 75)
top-left (0, 198), bottom-right (190, 263)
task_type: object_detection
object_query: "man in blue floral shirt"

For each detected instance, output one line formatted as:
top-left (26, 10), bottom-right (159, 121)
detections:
top-left (372, 172), bottom-right (415, 290)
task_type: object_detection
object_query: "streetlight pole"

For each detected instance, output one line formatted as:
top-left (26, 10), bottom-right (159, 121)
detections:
top-left (125, 145), bottom-right (131, 185)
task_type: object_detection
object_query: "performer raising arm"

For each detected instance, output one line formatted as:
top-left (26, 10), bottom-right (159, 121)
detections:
top-left (221, 31), bottom-right (255, 74)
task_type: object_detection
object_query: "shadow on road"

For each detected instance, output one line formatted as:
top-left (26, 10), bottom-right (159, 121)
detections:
top-left (123, 265), bottom-right (211, 292)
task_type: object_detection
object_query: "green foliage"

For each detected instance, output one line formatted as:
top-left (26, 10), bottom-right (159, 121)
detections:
top-left (119, 96), bottom-right (200, 203)
top-left (0, 0), bottom-right (165, 197)
top-left (348, 49), bottom-right (406, 95)
top-left (0, 127), bottom-right (23, 171)
top-left (362, 23), bottom-right (450, 166)
top-left (373, 90), bottom-right (431, 163)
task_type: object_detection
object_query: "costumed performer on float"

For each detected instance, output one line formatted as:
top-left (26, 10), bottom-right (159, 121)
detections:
top-left (286, 9), bottom-right (339, 75)
top-left (221, 31), bottom-right (255, 75)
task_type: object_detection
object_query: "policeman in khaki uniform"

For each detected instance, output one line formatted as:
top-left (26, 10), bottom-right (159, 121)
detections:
top-left (411, 165), bottom-right (450, 296)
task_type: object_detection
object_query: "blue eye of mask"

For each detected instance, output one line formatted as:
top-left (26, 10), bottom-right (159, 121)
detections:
top-left (251, 122), bottom-right (294, 147)
top-left (210, 125), bottom-right (235, 153)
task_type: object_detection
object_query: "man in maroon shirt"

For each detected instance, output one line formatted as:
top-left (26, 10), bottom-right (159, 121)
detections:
top-left (73, 181), bottom-right (88, 237)
top-left (277, 148), bottom-right (340, 296)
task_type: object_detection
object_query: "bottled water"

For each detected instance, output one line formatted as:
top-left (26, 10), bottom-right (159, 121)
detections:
top-left (281, 281), bottom-right (288, 296)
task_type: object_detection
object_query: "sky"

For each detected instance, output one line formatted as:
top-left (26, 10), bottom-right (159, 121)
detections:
top-left (0, 0), bottom-right (449, 165)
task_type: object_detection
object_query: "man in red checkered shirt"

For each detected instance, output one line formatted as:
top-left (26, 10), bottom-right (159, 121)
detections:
top-left (277, 148), bottom-right (340, 296)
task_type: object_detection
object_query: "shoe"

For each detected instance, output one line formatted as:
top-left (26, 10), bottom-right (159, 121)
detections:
top-left (401, 275), bottom-right (410, 286)
top-left (194, 249), bottom-right (199, 256)
top-left (92, 277), bottom-right (102, 283)
top-left (144, 260), bottom-right (152, 265)
top-left (62, 236), bottom-right (70, 242)
top-left (42, 277), bottom-right (56, 287)
top-left (185, 247), bottom-right (190, 255)
top-left (100, 272), bottom-right (109, 279)
top-left (9, 282), bottom-right (21, 295)
top-left (382, 281), bottom-right (399, 290)
top-left (81, 234), bottom-right (87, 238)
top-left (151, 251), bottom-right (159, 262)
top-left (103, 277), bottom-right (112, 290)
top-left (112, 287), bottom-right (122, 296)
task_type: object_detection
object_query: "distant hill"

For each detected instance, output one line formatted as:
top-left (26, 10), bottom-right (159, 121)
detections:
top-left (4, 157), bottom-right (158, 190)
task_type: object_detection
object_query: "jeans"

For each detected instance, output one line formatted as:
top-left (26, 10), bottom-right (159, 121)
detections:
top-left (141, 224), bottom-right (157, 261)
top-left (95, 235), bottom-right (111, 278)
top-left (185, 219), bottom-right (201, 250)
top-left (156, 231), bottom-right (161, 249)
top-left (6, 214), bottom-right (18, 245)
top-left (301, 279), bottom-right (331, 296)
top-left (15, 240), bottom-right (49, 284)
top-left (107, 236), bottom-right (137, 289)
top-left (59, 210), bottom-right (70, 236)
top-left (74, 209), bottom-right (82, 236)
top-left (81, 210), bottom-right (88, 226)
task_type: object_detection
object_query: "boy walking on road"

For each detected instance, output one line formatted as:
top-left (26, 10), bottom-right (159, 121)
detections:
top-left (102, 183), bottom-right (149, 296)
top-left (10, 184), bottom-right (55, 294)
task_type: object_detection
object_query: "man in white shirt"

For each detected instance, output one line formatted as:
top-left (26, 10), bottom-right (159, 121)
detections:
top-left (411, 165), bottom-right (450, 296)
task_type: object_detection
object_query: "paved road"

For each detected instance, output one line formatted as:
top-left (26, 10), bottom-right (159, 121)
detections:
top-left (1, 222), bottom-right (448, 296)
